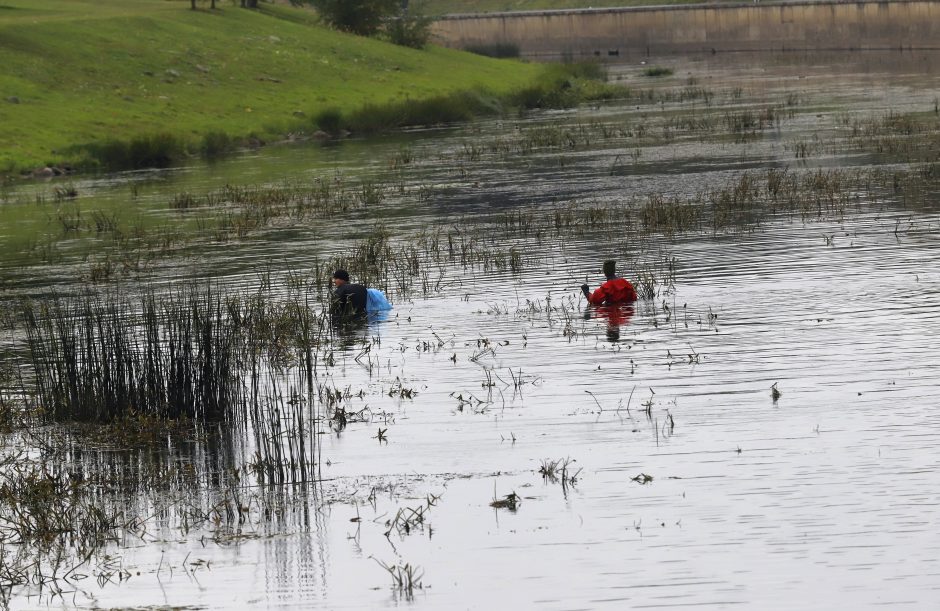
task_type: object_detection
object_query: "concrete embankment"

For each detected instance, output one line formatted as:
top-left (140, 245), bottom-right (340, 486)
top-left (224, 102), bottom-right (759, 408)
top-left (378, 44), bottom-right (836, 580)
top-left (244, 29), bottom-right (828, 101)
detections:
top-left (432, 0), bottom-right (940, 58)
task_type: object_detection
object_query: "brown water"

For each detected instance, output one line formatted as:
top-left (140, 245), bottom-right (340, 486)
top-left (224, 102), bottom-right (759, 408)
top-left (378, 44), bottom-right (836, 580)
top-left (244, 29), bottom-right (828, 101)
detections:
top-left (3, 51), bottom-right (940, 609)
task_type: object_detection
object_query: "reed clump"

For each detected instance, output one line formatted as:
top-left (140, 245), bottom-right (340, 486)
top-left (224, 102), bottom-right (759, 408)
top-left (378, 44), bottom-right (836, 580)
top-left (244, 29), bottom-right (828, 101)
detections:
top-left (20, 282), bottom-right (326, 426)
top-left (23, 288), bottom-right (243, 423)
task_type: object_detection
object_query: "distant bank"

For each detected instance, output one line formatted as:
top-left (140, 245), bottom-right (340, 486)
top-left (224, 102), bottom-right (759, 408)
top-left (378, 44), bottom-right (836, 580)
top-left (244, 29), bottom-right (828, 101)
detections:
top-left (431, 0), bottom-right (940, 59)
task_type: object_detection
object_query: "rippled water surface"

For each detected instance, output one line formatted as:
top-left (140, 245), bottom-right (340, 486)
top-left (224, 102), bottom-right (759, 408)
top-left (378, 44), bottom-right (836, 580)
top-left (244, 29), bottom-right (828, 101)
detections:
top-left (3, 52), bottom-right (940, 609)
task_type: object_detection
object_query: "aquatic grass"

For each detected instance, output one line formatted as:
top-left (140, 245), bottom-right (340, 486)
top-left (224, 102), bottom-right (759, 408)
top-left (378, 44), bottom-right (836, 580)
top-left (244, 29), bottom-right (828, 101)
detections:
top-left (15, 158), bottom-right (932, 315)
top-left (0, 457), bottom-right (122, 550)
top-left (489, 490), bottom-right (520, 511)
top-left (51, 184), bottom-right (78, 202)
top-left (22, 287), bottom-right (242, 423)
top-left (642, 66), bottom-right (673, 77)
top-left (19, 281), bottom-right (327, 428)
top-left (844, 109), bottom-right (940, 163)
top-left (639, 194), bottom-right (700, 235)
top-left (17, 89), bottom-right (895, 284)
top-left (169, 192), bottom-right (200, 210)
top-left (631, 473), bottom-right (653, 484)
top-left (0, 423), bottom-right (307, 599)
top-left (16, 277), bottom-right (332, 495)
top-left (55, 204), bottom-right (81, 233)
top-left (373, 558), bottom-right (424, 598)
top-left (629, 86), bottom-right (714, 105)
top-left (0, 449), bottom-right (130, 598)
top-left (539, 457), bottom-right (581, 488)
top-left (384, 493), bottom-right (440, 538)
top-left (13, 102), bottom-right (940, 312)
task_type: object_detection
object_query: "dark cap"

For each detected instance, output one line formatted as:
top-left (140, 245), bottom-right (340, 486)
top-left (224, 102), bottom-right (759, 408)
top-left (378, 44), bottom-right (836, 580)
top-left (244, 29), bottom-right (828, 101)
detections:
top-left (332, 269), bottom-right (350, 282)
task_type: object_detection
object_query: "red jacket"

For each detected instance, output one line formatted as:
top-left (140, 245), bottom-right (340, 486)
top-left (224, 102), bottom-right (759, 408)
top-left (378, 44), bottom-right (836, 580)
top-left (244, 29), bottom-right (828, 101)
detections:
top-left (588, 277), bottom-right (637, 305)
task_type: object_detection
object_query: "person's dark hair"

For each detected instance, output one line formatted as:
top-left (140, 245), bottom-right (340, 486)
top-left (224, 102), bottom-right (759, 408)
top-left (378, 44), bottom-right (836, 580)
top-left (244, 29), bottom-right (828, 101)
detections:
top-left (603, 260), bottom-right (616, 278)
top-left (332, 269), bottom-right (350, 282)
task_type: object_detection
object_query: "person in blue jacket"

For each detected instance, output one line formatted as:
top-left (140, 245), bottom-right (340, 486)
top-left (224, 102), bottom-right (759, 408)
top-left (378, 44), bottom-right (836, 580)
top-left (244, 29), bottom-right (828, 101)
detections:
top-left (330, 269), bottom-right (393, 317)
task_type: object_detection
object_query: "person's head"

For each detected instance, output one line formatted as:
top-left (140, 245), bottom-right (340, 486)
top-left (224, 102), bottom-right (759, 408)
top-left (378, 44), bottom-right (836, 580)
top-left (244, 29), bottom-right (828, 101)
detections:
top-left (332, 269), bottom-right (350, 287)
top-left (603, 260), bottom-right (616, 279)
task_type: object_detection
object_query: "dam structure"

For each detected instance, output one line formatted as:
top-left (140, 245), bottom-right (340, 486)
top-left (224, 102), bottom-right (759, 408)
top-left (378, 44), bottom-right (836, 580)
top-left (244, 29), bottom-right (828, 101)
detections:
top-left (431, 0), bottom-right (940, 59)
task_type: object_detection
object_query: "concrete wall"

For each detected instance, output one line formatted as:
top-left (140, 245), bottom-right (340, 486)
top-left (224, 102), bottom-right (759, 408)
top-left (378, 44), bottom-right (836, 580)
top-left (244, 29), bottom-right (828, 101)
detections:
top-left (431, 1), bottom-right (940, 58)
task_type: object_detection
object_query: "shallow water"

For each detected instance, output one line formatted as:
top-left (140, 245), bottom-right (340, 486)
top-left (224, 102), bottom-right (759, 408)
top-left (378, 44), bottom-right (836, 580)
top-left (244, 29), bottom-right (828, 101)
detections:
top-left (3, 51), bottom-right (940, 609)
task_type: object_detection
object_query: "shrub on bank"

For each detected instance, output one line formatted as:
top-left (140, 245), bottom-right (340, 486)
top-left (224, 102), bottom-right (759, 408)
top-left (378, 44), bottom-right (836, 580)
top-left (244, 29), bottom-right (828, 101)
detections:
top-left (75, 133), bottom-right (187, 171)
top-left (201, 130), bottom-right (236, 160)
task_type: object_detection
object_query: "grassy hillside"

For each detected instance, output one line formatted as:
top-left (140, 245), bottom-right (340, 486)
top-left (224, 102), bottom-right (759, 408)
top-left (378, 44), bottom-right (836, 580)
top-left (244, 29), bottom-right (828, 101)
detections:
top-left (421, 0), bottom-right (711, 16)
top-left (0, 0), bottom-right (542, 173)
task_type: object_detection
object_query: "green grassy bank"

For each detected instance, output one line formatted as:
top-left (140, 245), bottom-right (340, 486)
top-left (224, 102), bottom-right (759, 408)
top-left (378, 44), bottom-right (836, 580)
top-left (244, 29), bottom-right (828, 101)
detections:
top-left (0, 0), bottom-right (547, 174)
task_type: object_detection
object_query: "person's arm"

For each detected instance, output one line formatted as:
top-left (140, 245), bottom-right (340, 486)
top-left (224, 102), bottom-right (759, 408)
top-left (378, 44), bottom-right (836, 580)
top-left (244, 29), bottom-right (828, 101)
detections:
top-left (588, 282), bottom-right (609, 305)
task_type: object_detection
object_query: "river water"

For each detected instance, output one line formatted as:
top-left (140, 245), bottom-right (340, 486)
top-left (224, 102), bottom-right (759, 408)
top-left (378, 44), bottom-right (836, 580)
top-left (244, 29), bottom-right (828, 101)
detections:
top-left (2, 51), bottom-right (940, 609)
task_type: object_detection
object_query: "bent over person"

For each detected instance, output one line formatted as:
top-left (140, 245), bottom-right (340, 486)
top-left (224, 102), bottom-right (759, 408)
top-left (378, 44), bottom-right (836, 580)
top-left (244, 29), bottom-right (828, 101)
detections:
top-left (331, 269), bottom-right (368, 316)
top-left (581, 260), bottom-right (638, 304)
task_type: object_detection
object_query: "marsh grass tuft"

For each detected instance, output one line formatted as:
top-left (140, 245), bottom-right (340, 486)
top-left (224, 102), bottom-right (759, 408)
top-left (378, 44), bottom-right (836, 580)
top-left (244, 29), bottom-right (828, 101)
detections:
top-left (22, 287), bottom-right (245, 423)
top-left (52, 184), bottom-right (78, 202)
top-left (384, 493), bottom-right (440, 538)
top-left (539, 457), bottom-right (581, 488)
top-left (642, 66), bottom-right (673, 77)
top-left (490, 491), bottom-right (520, 511)
top-left (0, 449), bottom-right (129, 596)
top-left (373, 558), bottom-right (424, 598)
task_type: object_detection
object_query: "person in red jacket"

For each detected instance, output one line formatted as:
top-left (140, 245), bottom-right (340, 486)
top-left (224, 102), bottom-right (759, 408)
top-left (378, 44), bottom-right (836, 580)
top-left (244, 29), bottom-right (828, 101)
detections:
top-left (581, 260), bottom-right (638, 304)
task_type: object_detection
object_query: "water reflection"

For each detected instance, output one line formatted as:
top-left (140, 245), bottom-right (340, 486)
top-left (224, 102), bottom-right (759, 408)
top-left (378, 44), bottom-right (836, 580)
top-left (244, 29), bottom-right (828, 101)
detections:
top-left (585, 303), bottom-right (635, 343)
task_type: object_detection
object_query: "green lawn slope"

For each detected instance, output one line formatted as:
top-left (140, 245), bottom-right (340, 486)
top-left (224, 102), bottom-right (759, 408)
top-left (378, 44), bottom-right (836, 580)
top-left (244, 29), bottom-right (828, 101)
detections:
top-left (0, 0), bottom-right (541, 173)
